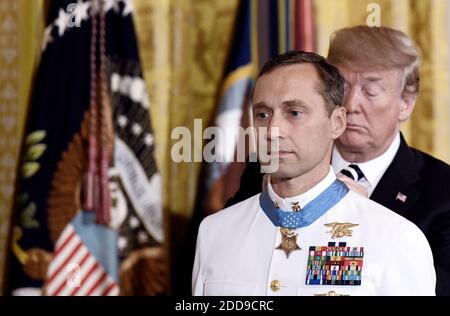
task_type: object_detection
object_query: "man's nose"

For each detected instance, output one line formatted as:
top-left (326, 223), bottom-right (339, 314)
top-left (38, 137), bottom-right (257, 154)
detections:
top-left (266, 114), bottom-right (286, 140)
top-left (345, 88), bottom-right (362, 113)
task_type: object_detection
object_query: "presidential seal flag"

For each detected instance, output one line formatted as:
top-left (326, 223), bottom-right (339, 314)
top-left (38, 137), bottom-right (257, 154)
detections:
top-left (8, 0), bottom-right (166, 296)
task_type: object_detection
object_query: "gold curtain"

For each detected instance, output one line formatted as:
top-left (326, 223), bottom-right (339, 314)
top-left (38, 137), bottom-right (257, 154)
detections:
top-left (0, 0), bottom-right (45, 293)
top-left (314, 0), bottom-right (450, 164)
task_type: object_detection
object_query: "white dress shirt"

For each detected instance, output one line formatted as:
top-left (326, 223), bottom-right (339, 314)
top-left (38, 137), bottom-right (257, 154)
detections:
top-left (332, 133), bottom-right (401, 197)
top-left (192, 166), bottom-right (435, 296)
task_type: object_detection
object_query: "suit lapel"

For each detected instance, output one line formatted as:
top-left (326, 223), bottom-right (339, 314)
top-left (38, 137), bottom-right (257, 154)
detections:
top-left (370, 134), bottom-right (423, 217)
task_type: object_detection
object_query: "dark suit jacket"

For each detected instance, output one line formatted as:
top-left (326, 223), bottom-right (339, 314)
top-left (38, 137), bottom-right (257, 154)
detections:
top-left (225, 134), bottom-right (450, 295)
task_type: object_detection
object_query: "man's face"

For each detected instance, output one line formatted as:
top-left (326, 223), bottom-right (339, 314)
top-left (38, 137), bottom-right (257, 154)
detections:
top-left (252, 64), bottom-right (344, 180)
top-left (336, 66), bottom-right (414, 159)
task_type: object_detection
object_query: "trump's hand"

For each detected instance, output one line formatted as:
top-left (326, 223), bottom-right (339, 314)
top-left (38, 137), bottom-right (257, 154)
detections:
top-left (336, 174), bottom-right (369, 198)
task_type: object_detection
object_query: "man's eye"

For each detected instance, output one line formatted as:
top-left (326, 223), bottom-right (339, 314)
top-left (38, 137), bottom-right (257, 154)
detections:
top-left (365, 91), bottom-right (379, 97)
top-left (256, 112), bottom-right (270, 119)
top-left (290, 111), bottom-right (302, 117)
top-left (363, 85), bottom-right (382, 97)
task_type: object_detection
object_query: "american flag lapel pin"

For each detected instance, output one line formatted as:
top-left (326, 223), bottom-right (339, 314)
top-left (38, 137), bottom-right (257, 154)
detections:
top-left (396, 192), bottom-right (407, 203)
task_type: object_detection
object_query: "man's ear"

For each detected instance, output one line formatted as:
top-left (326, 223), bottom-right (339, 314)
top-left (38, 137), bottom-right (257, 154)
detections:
top-left (330, 106), bottom-right (346, 140)
top-left (399, 95), bottom-right (417, 122)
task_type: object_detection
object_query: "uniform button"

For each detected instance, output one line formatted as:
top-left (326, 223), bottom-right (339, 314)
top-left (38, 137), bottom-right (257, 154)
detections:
top-left (270, 280), bottom-right (281, 292)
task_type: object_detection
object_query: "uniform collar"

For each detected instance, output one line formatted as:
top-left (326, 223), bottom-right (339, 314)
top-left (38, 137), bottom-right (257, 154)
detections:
top-left (332, 133), bottom-right (401, 188)
top-left (267, 166), bottom-right (336, 212)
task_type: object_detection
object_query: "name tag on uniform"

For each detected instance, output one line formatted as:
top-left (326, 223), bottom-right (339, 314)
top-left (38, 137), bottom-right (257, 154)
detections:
top-left (306, 242), bottom-right (364, 286)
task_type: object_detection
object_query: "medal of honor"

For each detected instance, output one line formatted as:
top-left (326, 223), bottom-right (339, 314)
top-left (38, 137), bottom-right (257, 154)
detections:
top-left (260, 180), bottom-right (350, 260)
top-left (276, 227), bottom-right (301, 258)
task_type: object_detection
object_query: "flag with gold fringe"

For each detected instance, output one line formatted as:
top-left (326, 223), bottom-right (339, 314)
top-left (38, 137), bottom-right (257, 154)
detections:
top-left (8, 0), bottom-right (165, 296)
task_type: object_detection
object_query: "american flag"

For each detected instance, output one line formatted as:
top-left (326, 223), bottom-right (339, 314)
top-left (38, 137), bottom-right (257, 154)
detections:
top-left (45, 212), bottom-right (119, 296)
top-left (396, 192), bottom-right (407, 203)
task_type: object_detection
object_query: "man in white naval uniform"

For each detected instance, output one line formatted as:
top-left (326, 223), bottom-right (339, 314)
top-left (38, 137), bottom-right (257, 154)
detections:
top-left (192, 51), bottom-right (435, 296)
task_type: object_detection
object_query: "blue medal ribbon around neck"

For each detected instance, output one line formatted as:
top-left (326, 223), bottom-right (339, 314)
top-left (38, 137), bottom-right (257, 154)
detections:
top-left (259, 179), bottom-right (349, 229)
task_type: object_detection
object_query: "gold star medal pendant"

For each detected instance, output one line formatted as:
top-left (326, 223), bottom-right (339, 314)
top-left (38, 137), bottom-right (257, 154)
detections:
top-left (276, 227), bottom-right (301, 258)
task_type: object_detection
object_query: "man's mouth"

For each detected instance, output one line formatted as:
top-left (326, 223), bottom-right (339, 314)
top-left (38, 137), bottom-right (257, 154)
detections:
top-left (346, 123), bottom-right (365, 131)
top-left (270, 150), bottom-right (294, 157)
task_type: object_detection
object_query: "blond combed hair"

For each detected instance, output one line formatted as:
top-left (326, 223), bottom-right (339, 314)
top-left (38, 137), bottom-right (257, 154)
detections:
top-left (327, 25), bottom-right (421, 101)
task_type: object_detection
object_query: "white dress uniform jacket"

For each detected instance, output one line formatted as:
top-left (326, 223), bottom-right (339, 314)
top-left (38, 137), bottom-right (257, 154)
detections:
top-left (192, 167), bottom-right (436, 296)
